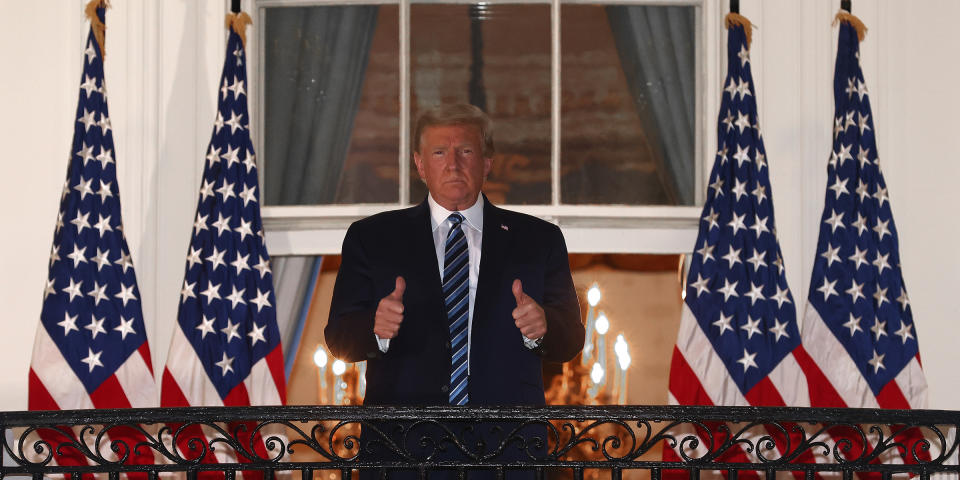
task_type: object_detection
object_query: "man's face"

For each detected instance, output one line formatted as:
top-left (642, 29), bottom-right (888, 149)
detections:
top-left (414, 124), bottom-right (492, 211)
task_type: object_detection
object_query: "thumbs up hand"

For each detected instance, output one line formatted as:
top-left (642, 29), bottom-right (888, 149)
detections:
top-left (512, 279), bottom-right (546, 340)
top-left (374, 276), bottom-right (406, 339)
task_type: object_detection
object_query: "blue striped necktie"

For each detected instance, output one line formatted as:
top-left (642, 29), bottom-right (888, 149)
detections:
top-left (442, 212), bottom-right (469, 405)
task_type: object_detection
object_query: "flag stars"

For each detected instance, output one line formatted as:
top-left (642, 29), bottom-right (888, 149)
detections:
top-left (180, 280), bottom-right (196, 303)
top-left (118, 251), bottom-right (134, 273)
top-left (855, 79), bottom-right (868, 101)
top-left (194, 213), bottom-right (210, 233)
top-left (115, 284), bottom-right (138, 307)
top-left (254, 257), bottom-right (272, 278)
top-left (755, 152), bottom-right (767, 171)
top-left (750, 215), bottom-right (769, 238)
top-left (213, 111), bottom-right (225, 133)
top-left (744, 283), bottom-right (765, 306)
top-left (97, 181), bottom-right (113, 203)
top-left (77, 108), bottom-right (97, 132)
top-left (227, 77), bottom-right (246, 98)
top-left (873, 186), bottom-right (889, 208)
top-left (842, 314), bottom-right (862, 337)
top-left (114, 317), bottom-right (136, 340)
top-left (716, 145), bottom-right (729, 164)
top-left (769, 319), bottom-right (790, 342)
top-left (248, 323), bottom-right (267, 346)
top-left (738, 45), bottom-right (750, 65)
top-left (76, 142), bottom-right (94, 165)
top-left (897, 290), bottom-right (911, 311)
top-left (821, 243), bottom-right (842, 267)
top-left (206, 146), bottom-right (222, 165)
top-left (871, 319), bottom-right (888, 342)
top-left (196, 315), bottom-right (216, 339)
top-left (713, 312), bottom-right (734, 335)
top-left (206, 246), bottom-right (227, 270)
top-left (824, 210), bottom-right (845, 233)
top-left (251, 289), bottom-right (273, 312)
top-left (828, 177), bottom-right (849, 199)
top-left (741, 316), bottom-right (762, 339)
top-left (87, 281), bottom-right (109, 306)
top-left (84, 41), bottom-right (97, 62)
top-left (43, 278), bottom-right (57, 301)
top-left (846, 279), bottom-right (866, 303)
top-left (844, 111), bottom-right (856, 131)
top-left (74, 178), bottom-right (94, 200)
top-left (93, 214), bottom-right (113, 238)
top-left (728, 212), bottom-right (747, 235)
top-left (85, 316), bottom-right (107, 339)
top-left (186, 246), bottom-right (203, 269)
top-left (733, 145), bottom-right (750, 168)
top-left (734, 111), bottom-right (751, 133)
top-left (772, 286), bottom-right (792, 308)
top-left (95, 148), bottom-right (114, 167)
top-left (752, 184), bottom-right (767, 204)
top-left (873, 285), bottom-right (889, 307)
top-left (63, 278), bottom-right (84, 302)
top-left (873, 218), bottom-right (891, 241)
top-left (702, 208), bottom-right (719, 230)
top-left (211, 213), bottom-right (232, 236)
top-left (71, 210), bottom-right (92, 235)
top-left (865, 349), bottom-right (886, 375)
top-left (718, 279), bottom-right (739, 302)
top-left (238, 184), bottom-right (258, 206)
top-left (216, 181), bottom-right (237, 202)
top-left (722, 110), bottom-right (735, 132)
top-left (851, 213), bottom-right (869, 236)
top-left (724, 78), bottom-right (738, 98)
top-left (221, 319), bottom-right (242, 343)
top-left (817, 277), bottom-right (838, 301)
top-left (735, 78), bottom-right (752, 100)
top-left (235, 219), bottom-right (254, 241)
top-left (243, 150), bottom-right (257, 172)
top-left (215, 352), bottom-right (235, 376)
top-left (746, 249), bottom-right (766, 271)
top-left (220, 77), bottom-right (230, 99)
top-left (224, 111), bottom-right (245, 134)
top-left (845, 77), bottom-right (857, 99)
top-left (200, 281), bottom-right (222, 304)
top-left (220, 146), bottom-right (240, 167)
top-left (226, 286), bottom-right (247, 309)
top-left (857, 112), bottom-right (871, 135)
top-left (697, 242), bottom-right (716, 263)
top-left (81, 348), bottom-right (104, 373)
top-left (722, 247), bottom-right (742, 269)
top-left (231, 253), bottom-right (251, 274)
top-left (709, 178), bottom-right (725, 197)
top-left (49, 244), bottom-right (61, 267)
top-left (836, 143), bottom-right (853, 166)
top-left (67, 244), bottom-right (88, 268)
top-left (79, 75), bottom-right (98, 97)
top-left (58, 312), bottom-right (80, 336)
top-left (833, 116), bottom-right (844, 139)
top-left (689, 274), bottom-right (710, 297)
top-left (737, 349), bottom-right (758, 372)
top-left (731, 179), bottom-right (748, 200)
top-left (873, 252), bottom-right (891, 275)
top-left (199, 180), bottom-right (215, 202)
top-left (894, 322), bottom-right (914, 344)
top-left (857, 147), bottom-right (872, 169)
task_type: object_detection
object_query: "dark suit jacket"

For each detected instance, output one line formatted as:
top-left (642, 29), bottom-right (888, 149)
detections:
top-left (325, 195), bottom-right (584, 406)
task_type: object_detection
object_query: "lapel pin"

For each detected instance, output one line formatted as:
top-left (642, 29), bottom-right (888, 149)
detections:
top-left (501, 224), bottom-right (509, 231)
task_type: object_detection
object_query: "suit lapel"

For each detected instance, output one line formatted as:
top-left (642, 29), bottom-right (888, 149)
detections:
top-left (473, 196), bottom-right (513, 327)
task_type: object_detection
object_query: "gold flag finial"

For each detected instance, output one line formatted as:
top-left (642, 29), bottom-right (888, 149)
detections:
top-left (833, 11), bottom-right (867, 42)
top-left (226, 12), bottom-right (253, 48)
top-left (84, 0), bottom-right (110, 57)
top-left (725, 12), bottom-right (754, 46)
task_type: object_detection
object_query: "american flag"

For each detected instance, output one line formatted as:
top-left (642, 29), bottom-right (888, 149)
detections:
top-left (800, 9), bottom-right (927, 421)
top-left (28, 2), bottom-right (158, 473)
top-left (160, 8), bottom-right (285, 452)
top-left (665, 16), bottom-right (816, 473)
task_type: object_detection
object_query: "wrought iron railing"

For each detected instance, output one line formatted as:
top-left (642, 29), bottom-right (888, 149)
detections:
top-left (2, 406), bottom-right (958, 479)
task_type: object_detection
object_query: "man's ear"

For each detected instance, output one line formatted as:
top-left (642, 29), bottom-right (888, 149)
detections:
top-left (413, 152), bottom-right (425, 179)
top-left (483, 155), bottom-right (493, 178)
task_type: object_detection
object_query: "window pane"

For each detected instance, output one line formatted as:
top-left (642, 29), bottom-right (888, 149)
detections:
top-left (263, 5), bottom-right (399, 206)
top-left (409, 4), bottom-right (551, 205)
top-left (561, 5), bottom-right (697, 206)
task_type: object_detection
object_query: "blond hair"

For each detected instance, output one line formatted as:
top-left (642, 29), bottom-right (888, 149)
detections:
top-left (412, 104), bottom-right (495, 158)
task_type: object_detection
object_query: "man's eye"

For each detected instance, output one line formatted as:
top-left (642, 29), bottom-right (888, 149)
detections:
top-left (433, 150), bottom-right (444, 155)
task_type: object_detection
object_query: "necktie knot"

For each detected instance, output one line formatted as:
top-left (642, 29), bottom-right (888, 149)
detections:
top-left (448, 212), bottom-right (465, 227)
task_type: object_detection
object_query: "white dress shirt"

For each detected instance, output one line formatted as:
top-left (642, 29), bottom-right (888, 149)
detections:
top-left (376, 194), bottom-right (539, 364)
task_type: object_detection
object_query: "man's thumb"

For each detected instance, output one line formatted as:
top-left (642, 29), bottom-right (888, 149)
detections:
top-left (392, 276), bottom-right (406, 299)
top-left (512, 279), bottom-right (525, 305)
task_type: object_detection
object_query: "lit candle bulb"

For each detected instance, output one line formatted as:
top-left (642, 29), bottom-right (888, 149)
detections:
top-left (582, 284), bottom-right (601, 366)
top-left (314, 347), bottom-right (328, 403)
top-left (332, 360), bottom-right (346, 404)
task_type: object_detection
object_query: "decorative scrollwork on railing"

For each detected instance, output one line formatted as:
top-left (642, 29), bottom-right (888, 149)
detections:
top-left (1, 406), bottom-right (958, 477)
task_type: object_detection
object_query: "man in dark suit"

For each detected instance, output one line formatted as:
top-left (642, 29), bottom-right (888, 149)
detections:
top-left (324, 104), bottom-right (584, 476)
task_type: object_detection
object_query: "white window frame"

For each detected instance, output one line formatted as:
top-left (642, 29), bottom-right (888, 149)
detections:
top-left (249, 0), bottom-right (723, 256)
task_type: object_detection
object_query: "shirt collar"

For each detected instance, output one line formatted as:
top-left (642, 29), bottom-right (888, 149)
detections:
top-left (428, 193), bottom-right (484, 233)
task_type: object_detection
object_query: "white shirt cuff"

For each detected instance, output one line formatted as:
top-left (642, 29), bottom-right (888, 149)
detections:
top-left (375, 334), bottom-right (390, 352)
top-left (522, 334), bottom-right (543, 349)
